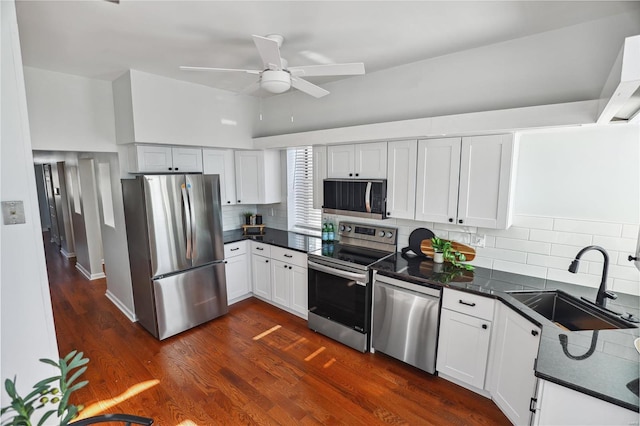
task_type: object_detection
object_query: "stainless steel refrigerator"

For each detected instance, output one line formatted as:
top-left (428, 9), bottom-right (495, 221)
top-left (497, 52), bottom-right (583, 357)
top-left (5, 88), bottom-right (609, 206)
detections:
top-left (122, 174), bottom-right (228, 340)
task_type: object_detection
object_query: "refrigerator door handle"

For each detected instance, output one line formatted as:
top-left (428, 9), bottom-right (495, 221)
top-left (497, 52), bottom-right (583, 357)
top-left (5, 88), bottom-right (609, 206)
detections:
top-left (181, 184), bottom-right (192, 259)
top-left (187, 182), bottom-right (197, 258)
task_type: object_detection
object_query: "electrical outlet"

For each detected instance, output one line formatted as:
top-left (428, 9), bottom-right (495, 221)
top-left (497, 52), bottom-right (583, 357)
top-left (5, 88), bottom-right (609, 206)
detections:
top-left (471, 234), bottom-right (486, 248)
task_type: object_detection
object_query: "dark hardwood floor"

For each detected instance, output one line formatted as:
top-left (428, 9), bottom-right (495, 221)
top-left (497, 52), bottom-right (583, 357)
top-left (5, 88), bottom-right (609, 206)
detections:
top-left (43, 234), bottom-right (510, 425)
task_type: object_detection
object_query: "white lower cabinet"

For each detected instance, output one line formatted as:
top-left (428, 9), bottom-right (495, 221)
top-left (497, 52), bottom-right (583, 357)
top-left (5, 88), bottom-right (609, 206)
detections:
top-left (223, 241), bottom-right (251, 304)
top-left (250, 241), bottom-right (308, 319)
top-left (437, 289), bottom-right (495, 392)
top-left (486, 302), bottom-right (541, 425)
top-left (532, 379), bottom-right (638, 426)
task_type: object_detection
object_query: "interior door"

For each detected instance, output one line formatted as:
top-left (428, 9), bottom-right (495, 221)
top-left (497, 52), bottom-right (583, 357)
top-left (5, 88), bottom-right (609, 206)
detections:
top-left (143, 174), bottom-right (189, 276)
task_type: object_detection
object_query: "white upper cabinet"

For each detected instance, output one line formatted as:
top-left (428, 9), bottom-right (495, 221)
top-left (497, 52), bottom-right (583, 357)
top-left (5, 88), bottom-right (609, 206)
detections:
top-left (415, 134), bottom-right (516, 229)
top-left (234, 150), bottom-right (282, 204)
top-left (327, 142), bottom-right (387, 179)
top-left (128, 144), bottom-right (203, 173)
top-left (386, 140), bottom-right (418, 219)
top-left (313, 145), bottom-right (327, 210)
top-left (202, 148), bottom-right (236, 205)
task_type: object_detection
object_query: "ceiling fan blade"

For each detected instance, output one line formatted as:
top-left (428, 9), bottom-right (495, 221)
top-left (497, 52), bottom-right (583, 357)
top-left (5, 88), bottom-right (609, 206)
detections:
top-left (180, 66), bottom-right (261, 74)
top-left (289, 63), bottom-right (365, 77)
top-left (252, 35), bottom-right (283, 70)
top-left (290, 76), bottom-right (329, 98)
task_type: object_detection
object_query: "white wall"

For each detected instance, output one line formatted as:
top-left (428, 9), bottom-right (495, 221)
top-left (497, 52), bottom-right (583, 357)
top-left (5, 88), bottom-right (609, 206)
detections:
top-left (33, 164), bottom-right (50, 230)
top-left (253, 11), bottom-right (640, 137)
top-left (113, 70), bottom-right (255, 149)
top-left (23, 67), bottom-right (117, 152)
top-left (1, 0), bottom-right (59, 409)
top-left (76, 158), bottom-right (105, 280)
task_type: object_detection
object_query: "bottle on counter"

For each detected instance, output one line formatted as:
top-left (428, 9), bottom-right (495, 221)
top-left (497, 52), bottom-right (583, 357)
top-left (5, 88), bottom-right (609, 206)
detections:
top-left (322, 221), bottom-right (328, 241)
top-left (327, 222), bottom-right (335, 242)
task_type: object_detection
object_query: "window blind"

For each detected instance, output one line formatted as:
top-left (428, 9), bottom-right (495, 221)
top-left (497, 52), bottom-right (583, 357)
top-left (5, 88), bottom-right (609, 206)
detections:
top-left (291, 146), bottom-right (321, 230)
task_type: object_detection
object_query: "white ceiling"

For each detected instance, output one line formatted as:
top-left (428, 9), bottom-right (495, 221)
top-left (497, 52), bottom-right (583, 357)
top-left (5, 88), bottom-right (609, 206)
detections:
top-left (15, 0), bottom-right (640, 94)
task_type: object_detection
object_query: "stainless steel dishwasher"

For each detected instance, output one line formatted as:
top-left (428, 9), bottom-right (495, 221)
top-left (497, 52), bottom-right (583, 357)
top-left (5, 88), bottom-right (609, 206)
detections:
top-left (371, 272), bottom-right (442, 373)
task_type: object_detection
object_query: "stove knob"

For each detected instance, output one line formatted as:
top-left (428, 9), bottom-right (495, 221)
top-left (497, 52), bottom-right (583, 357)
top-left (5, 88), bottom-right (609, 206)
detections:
top-left (339, 225), bottom-right (346, 232)
top-left (387, 232), bottom-right (394, 238)
top-left (378, 231), bottom-right (385, 237)
top-left (346, 226), bottom-right (352, 232)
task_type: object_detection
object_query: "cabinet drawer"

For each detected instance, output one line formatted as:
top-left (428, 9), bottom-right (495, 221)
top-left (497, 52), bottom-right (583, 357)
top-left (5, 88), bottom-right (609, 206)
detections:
top-left (442, 288), bottom-right (495, 321)
top-left (251, 242), bottom-right (271, 257)
top-left (270, 246), bottom-right (307, 269)
top-left (224, 241), bottom-right (247, 258)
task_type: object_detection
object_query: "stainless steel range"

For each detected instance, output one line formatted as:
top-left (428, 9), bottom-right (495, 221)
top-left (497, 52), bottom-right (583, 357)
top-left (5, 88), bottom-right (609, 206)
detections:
top-left (307, 221), bottom-right (397, 352)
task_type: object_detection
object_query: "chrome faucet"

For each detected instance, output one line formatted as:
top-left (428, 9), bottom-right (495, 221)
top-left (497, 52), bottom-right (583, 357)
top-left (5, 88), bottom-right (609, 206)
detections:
top-left (568, 245), bottom-right (617, 308)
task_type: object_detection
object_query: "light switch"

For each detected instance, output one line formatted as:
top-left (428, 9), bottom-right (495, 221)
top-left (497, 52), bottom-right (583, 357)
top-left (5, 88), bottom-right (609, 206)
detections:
top-left (2, 201), bottom-right (26, 225)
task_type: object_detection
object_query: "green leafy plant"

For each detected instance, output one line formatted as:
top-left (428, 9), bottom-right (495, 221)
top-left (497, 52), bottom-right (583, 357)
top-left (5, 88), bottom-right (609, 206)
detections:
top-left (431, 237), bottom-right (474, 271)
top-left (1, 350), bottom-right (89, 426)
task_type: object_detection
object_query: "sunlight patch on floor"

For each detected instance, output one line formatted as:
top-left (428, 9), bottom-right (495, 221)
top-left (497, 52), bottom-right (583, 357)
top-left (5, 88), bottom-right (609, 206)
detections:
top-left (283, 336), bottom-right (307, 351)
top-left (175, 420), bottom-right (198, 426)
top-left (304, 346), bottom-right (326, 361)
top-left (253, 324), bottom-right (281, 340)
top-left (74, 379), bottom-right (160, 420)
top-left (323, 358), bottom-right (336, 368)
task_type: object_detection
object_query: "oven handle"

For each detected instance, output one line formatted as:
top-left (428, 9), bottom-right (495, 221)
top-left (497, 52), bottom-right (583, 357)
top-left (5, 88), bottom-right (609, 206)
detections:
top-left (308, 261), bottom-right (368, 286)
top-left (365, 181), bottom-right (372, 213)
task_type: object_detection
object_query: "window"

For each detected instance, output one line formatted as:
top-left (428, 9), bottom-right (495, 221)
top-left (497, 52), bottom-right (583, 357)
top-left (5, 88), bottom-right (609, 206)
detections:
top-left (287, 146), bottom-right (321, 231)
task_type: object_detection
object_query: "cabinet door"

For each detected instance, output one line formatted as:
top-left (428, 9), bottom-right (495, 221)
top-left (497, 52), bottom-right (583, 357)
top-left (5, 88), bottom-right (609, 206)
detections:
top-left (487, 303), bottom-right (540, 426)
top-left (235, 151), bottom-right (263, 204)
top-left (355, 142), bottom-right (387, 178)
top-left (313, 145), bottom-right (327, 209)
top-left (203, 149), bottom-right (236, 205)
top-left (415, 138), bottom-right (461, 223)
top-left (290, 265), bottom-right (308, 317)
top-left (327, 145), bottom-right (355, 178)
top-left (458, 134), bottom-right (514, 229)
top-left (251, 254), bottom-right (271, 300)
top-left (225, 254), bottom-right (250, 304)
top-left (171, 147), bottom-right (203, 172)
top-left (271, 259), bottom-right (290, 308)
top-left (436, 308), bottom-right (492, 389)
top-left (386, 140), bottom-right (417, 219)
top-left (134, 145), bottom-right (174, 173)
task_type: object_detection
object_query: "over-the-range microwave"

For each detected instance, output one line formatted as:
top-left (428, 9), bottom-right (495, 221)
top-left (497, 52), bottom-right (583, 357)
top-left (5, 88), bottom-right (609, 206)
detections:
top-left (322, 179), bottom-right (387, 220)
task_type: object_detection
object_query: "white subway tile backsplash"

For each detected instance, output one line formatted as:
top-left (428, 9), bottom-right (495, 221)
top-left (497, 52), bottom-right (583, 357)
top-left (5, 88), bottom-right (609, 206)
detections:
top-left (527, 253), bottom-right (578, 270)
top-left (622, 224), bottom-right (639, 239)
top-left (604, 264), bottom-right (640, 282)
top-left (432, 223), bottom-right (477, 233)
top-left (470, 256), bottom-right (494, 269)
top-left (612, 278), bottom-right (640, 295)
top-left (550, 244), bottom-right (607, 262)
top-left (483, 235), bottom-right (496, 248)
top-left (476, 247), bottom-right (527, 263)
top-left (492, 260), bottom-right (547, 279)
top-left (495, 237), bottom-right (551, 255)
top-left (546, 269), bottom-right (600, 288)
top-left (592, 235), bottom-right (637, 252)
top-left (529, 229), bottom-right (592, 247)
top-left (553, 218), bottom-right (623, 237)
top-left (480, 226), bottom-right (530, 240)
top-left (512, 215), bottom-right (554, 230)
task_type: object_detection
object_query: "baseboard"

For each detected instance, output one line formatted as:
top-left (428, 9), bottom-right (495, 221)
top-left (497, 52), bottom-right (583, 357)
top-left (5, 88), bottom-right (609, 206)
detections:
top-left (105, 290), bottom-right (137, 322)
top-left (75, 263), bottom-right (106, 280)
top-left (60, 248), bottom-right (76, 259)
top-left (228, 293), bottom-right (253, 306)
top-left (437, 372), bottom-right (492, 399)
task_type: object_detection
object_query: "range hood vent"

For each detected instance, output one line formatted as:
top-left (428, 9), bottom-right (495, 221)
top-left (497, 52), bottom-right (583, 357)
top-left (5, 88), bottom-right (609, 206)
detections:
top-left (597, 35), bottom-right (640, 124)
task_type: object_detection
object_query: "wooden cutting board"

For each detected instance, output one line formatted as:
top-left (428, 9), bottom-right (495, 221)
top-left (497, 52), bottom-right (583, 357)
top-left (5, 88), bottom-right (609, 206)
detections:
top-left (420, 239), bottom-right (476, 261)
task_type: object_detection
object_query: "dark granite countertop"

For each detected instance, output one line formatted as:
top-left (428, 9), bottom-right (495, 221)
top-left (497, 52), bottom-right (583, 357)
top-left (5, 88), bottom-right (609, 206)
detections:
top-left (223, 227), bottom-right (323, 253)
top-left (373, 252), bottom-right (640, 412)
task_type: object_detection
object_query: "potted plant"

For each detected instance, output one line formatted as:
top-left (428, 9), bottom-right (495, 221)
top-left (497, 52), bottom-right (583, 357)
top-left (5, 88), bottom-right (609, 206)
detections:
top-left (430, 237), bottom-right (474, 270)
top-left (242, 212), bottom-right (253, 225)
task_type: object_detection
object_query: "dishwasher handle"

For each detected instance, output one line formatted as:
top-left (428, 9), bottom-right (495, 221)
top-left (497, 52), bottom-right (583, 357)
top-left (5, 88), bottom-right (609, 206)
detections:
top-left (374, 277), bottom-right (441, 299)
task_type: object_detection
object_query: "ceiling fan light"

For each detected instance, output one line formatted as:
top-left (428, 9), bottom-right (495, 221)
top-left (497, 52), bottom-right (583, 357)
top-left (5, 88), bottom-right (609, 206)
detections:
top-left (261, 70), bottom-right (291, 94)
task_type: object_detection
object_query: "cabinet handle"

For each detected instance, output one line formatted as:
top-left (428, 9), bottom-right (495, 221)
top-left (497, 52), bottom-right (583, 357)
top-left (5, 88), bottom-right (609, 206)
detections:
top-left (284, 254), bottom-right (293, 258)
top-left (256, 247), bottom-right (264, 251)
top-left (265, 260), bottom-right (269, 263)
top-left (289, 266), bottom-right (292, 269)
top-left (355, 173), bottom-right (359, 177)
top-left (230, 247), bottom-right (239, 251)
top-left (224, 260), bottom-right (228, 264)
top-left (349, 173), bottom-right (353, 177)
top-left (387, 212), bottom-right (391, 216)
top-left (227, 201), bottom-right (231, 204)
top-left (531, 330), bottom-right (539, 336)
top-left (238, 200), bottom-right (241, 203)
top-left (458, 300), bottom-right (476, 307)
top-left (529, 398), bottom-right (537, 413)
top-left (458, 219), bottom-right (463, 224)
top-left (175, 168), bottom-right (179, 171)
top-left (168, 167), bottom-right (173, 171)
top-left (482, 324), bottom-right (488, 329)
top-left (448, 218), bottom-right (453, 223)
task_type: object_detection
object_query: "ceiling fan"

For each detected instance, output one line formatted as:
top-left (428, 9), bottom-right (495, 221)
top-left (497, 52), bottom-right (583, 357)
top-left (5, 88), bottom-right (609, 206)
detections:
top-left (180, 34), bottom-right (365, 98)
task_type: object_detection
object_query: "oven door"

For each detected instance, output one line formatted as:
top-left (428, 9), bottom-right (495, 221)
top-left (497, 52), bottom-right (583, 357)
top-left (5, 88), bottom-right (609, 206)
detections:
top-left (307, 260), bottom-right (370, 333)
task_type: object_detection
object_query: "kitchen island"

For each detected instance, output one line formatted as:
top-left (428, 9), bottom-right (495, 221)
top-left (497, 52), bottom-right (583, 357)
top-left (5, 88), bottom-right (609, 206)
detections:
top-left (372, 252), bottom-right (640, 416)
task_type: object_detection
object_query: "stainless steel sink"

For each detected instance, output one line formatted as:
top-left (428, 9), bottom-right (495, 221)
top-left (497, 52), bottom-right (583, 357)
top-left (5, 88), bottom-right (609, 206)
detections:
top-left (507, 290), bottom-right (637, 331)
